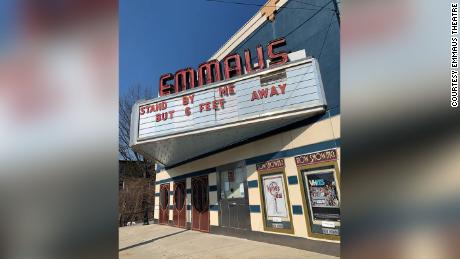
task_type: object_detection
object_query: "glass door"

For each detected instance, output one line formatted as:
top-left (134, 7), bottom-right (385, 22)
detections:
top-left (218, 161), bottom-right (251, 230)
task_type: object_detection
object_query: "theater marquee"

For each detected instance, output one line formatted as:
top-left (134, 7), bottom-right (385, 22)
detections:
top-left (130, 39), bottom-right (328, 166)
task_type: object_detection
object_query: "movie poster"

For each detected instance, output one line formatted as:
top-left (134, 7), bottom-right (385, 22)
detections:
top-left (304, 170), bottom-right (340, 221)
top-left (262, 174), bottom-right (288, 218)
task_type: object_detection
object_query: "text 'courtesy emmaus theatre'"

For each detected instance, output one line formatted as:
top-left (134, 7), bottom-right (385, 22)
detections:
top-left (129, 3), bottom-right (340, 255)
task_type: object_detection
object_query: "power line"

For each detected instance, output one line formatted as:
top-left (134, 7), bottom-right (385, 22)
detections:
top-left (205, 0), bottom-right (320, 11)
top-left (318, 12), bottom-right (335, 61)
top-left (283, 0), bottom-right (334, 38)
top-left (224, 0), bottom-right (336, 55)
top-left (290, 0), bottom-right (334, 11)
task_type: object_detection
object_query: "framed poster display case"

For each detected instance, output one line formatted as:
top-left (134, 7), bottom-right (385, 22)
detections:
top-left (295, 149), bottom-right (341, 241)
top-left (257, 159), bottom-right (294, 234)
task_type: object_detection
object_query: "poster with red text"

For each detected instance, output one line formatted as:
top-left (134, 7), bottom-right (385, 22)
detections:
top-left (262, 174), bottom-right (288, 218)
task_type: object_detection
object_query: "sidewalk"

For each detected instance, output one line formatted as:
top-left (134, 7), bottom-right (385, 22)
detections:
top-left (119, 224), bottom-right (339, 259)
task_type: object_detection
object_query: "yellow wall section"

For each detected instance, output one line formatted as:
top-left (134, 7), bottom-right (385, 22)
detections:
top-left (247, 164), bottom-right (259, 205)
top-left (330, 114), bottom-right (340, 139)
top-left (247, 164), bottom-right (257, 181)
top-left (168, 183), bottom-right (173, 221)
top-left (210, 211), bottom-right (219, 226)
top-left (186, 177), bottom-right (191, 222)
top-left (208, 172), bottom-right (217, 186)
top-left (246, 164), bottom-right (264, 231)
top-left (156, 170), bottom-right (170, 182)
top-left (162, 115), bottom-right (339, 178)
top-left (209, 172), bottom-right (219, 226)
top-left (209, 189), bottom-right (218, 205)
top-left (250, 212), bottom-right (264, 232)
top-left (284, 157), bottom-right (308, 238)
top-left (154, 196), bottom-right (159, 219)
top-left (286, 118), bottom-right (335, 151)
top-left (292, 215), bottom-right (308, 238)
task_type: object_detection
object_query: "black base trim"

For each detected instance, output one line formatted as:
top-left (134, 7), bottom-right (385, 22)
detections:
top-left (210, 226), bottom-right (339, 257)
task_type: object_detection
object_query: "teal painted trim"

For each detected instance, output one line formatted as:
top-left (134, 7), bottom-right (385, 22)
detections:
top-left (292, 205), bottom-right (303, 215)
top-left (287, 176), bottom-right (298, 185)
top-left (250, 205), bottom-right (261, 213)
top-left (248, 180), bottom-right (258, 188)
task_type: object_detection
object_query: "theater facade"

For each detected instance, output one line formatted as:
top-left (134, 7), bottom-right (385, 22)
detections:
top-left (130, 0), bottom-right (340, 256)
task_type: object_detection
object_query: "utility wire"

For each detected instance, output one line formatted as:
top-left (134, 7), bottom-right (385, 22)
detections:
top-left (318, 12), bottom-right (335, 61)
top-left (220, 0), bottom-right (335, 55)
top-left (290, 0), bottom-right (335, 11)
top-left (205, 0), bottom-right (320, 11)
top-left (244, 16), bottom-right (336, 62)
top-left (283, 0), bottom-right (333, 38)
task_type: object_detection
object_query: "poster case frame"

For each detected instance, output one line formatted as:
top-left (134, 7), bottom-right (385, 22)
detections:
top-left (296, 159), bottom-right (341, 241)
top-left (257, 168), bottom-right (294, 235)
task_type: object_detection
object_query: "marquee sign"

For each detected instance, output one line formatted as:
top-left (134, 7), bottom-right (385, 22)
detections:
top-left (135, 61), bottom-right (325, 141)
top-left (130, 38), bottom-right (327, 165)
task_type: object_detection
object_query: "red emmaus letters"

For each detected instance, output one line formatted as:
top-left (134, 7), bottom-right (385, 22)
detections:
top-left (159, 38), bottom-right (289, 96)
top-left (141, 38), bottom-right (292, 125)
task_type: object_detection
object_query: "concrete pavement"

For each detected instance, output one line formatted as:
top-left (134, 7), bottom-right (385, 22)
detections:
top-left (119, 224), bottom-right (339, 259)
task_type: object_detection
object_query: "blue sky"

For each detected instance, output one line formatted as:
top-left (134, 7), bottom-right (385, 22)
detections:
top-left (120, 0), bottom-right (266, 96)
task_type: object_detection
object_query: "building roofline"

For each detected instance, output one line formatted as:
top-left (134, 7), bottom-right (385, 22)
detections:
top-left (209, 0), bottom-right (288, 61)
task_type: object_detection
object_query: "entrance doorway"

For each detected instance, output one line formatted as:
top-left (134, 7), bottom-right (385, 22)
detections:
top-left (191, 175), bottom-right (209, 232)
top-left (159, 183), bottom-right (170, 225)
top-left (218, 161), bottom-right (251, 230)
top-left (173, 180), bottom-right (186, 228)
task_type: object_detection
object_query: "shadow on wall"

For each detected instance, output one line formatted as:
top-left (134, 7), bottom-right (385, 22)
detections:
top-left (166, 111), bottom-right (329, 178)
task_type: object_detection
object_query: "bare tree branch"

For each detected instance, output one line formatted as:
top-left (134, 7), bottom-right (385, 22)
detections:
top-left (118, 84), bottom-right (155, 165)
top-left (119, 84), bottom-right (157, 226)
